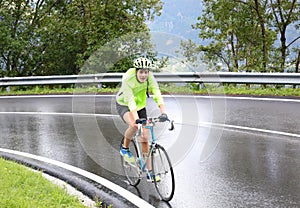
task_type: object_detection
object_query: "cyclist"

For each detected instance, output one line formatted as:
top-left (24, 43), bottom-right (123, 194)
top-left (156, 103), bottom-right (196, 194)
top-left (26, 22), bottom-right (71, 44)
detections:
top-left (116, 57), bottom-right (168, 182)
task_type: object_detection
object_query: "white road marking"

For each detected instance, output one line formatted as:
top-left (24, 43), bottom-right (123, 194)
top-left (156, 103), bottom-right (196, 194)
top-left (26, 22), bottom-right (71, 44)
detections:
top-left (0, 94), bottom-right (299, 204)
top-left (0, 148), bottom-right (155, 208)
top-left (1, 111), bottom-right (299, 139)
top-left (1, 94), bottom-right (300, 103)
top-left (0, 111), bottom-right (118, 117)
top-left (199, 121), bottom-right (300, 139)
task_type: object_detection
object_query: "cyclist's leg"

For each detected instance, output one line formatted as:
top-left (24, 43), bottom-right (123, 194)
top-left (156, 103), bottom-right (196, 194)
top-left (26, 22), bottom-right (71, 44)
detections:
top-left (140, 130), bottom-right (151, 170)
top-left (141, 134), bottom-right (160, 182)
top-left (122, 111), bottom-right (138, 148)
top-left (119, 113), bottom-right (137, 163)
top-left (123, 107), bottom-right (147, 145)
top-left (116, 103), bottom-right (137, 148)
top-left (137, 108), bottom-right (151, 169)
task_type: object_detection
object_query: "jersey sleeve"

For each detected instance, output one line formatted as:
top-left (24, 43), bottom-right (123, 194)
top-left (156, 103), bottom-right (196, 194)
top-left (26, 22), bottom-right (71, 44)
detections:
top-left (122, 76), bottom-right (137, 111)
top-left (148, 72), bottom-right (164, 106)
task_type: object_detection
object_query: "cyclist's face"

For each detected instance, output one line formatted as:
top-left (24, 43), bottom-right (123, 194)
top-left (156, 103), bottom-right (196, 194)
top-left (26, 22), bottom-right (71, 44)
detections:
top-left (136, 69), bottom-right (149, 83)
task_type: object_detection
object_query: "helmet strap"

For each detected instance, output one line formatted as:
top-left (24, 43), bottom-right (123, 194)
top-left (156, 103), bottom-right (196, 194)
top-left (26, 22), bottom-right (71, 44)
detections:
top-left (146, 79), bottom-right (150, 98)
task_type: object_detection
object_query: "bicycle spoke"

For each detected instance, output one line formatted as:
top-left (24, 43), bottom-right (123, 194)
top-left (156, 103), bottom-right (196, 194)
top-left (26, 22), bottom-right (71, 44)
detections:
top-left (123, 160), bottom-right (138, 169)
top-left (152, 144), bottom-right (175, 201)
top-left (119, 117), bottom-right (175, 198)
top-left (120, 138), bottom-right (141, 186)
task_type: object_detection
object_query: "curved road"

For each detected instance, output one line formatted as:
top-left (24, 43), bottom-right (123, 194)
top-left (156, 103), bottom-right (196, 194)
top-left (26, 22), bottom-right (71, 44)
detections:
top-left (0, 95), bottom-right (299, 208)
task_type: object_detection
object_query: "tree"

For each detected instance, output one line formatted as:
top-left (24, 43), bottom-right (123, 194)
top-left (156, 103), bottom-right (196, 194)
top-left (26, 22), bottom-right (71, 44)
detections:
top-left (190, 0), bottom-right (276, 72)
top-left (270, 0), bottom-right (300, 72)
top-left (0, 0), bottom-right (163, 77)
top-left (295, 49), bottom-right (300, 73)
top-left (187, 0), bottom-right (299, 72)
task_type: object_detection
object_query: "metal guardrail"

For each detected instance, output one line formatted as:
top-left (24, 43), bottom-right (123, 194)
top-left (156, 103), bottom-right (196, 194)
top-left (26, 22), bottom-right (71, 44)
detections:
top-left (0, 72), bottom-right (300, 87)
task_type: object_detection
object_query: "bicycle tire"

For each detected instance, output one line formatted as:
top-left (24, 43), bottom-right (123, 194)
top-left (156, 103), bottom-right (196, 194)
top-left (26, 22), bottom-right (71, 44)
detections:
top-left (120, 137), bottom-right (141, 186)
top-left (151, 144), bottom-right (175, 201)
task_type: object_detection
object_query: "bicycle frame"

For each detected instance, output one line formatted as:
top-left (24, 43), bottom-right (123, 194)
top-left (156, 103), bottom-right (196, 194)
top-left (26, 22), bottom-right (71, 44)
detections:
top-left (134, 121), bottom-right (156, 174)
top-left (121, 117), bottom-right (175, 201)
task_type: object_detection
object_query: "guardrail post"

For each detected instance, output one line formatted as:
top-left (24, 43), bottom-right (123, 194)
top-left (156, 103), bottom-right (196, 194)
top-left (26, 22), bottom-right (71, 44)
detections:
top-left (199, 83), bottom-right (204, 90)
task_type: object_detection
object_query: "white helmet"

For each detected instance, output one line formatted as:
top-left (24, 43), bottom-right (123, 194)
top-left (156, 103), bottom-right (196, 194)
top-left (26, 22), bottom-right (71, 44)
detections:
top-left (133, 57), bottom-right (153, 69)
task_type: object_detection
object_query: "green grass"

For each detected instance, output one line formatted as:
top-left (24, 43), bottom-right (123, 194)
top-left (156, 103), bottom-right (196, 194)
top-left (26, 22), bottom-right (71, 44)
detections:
top-left (219, 85), bottom-right (300, 97)
top-left (0, 84), bottom-right (298, 207)
top-left (0, 84), bottom-right (299, 97)
top-left (0, 157), bottom-right (92, 208)
top-left (160, 83), bottom-right (300, 97)
top-left (0, 86), bottom-right (119, 96)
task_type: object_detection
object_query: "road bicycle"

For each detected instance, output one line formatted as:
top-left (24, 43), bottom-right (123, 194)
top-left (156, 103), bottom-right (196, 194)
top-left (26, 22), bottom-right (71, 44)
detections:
top-left (120, 117), bottom-right (175, 201)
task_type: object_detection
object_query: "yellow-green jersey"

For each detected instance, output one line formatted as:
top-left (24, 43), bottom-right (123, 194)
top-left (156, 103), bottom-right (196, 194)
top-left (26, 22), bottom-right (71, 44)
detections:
top-left (116, 68), bottom-right (164, 111)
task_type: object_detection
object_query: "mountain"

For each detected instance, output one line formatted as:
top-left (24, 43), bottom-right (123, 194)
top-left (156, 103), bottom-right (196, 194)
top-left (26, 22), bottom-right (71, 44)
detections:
top-left (148, 0), bottom-right (202, 43)
top-left (149, 0), bottom-right (299, 49)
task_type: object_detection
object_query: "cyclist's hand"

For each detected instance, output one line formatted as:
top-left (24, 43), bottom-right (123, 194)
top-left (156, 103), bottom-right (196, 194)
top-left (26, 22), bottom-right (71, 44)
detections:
top-left (158, 113), bottom-right (168, 122)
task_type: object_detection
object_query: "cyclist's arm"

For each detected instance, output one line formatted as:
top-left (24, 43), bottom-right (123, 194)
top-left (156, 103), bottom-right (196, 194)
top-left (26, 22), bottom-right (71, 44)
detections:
top-left (159, 104), bottom-right (166, 114)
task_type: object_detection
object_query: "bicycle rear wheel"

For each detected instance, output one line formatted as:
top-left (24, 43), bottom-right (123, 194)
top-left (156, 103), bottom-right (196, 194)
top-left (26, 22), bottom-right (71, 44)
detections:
top-left (151, 144), bottom-right (175, 201)
top-left (120, 137), bottom-right (141, 186)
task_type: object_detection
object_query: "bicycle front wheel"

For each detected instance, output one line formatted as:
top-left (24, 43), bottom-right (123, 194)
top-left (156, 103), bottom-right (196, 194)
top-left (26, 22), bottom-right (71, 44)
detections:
top-left (120, 137), bottom-right (141, 186)
top-left (151, 144), bottom-right (175, 201)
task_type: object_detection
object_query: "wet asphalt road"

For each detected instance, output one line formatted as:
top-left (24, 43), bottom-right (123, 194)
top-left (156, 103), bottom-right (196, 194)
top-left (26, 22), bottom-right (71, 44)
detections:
top-left (0, 95), bottom-right (299, 208)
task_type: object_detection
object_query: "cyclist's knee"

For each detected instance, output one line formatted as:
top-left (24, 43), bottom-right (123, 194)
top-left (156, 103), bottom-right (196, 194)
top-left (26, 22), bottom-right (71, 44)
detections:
top-left (124, 126), bottom-right (137, 139)
top-left (140, 134), bottom-right (148, 143)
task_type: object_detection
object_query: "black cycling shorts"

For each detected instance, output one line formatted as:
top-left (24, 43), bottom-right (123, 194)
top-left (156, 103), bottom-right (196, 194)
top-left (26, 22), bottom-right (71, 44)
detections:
top-left (116, 102), bottom-right (147, 122)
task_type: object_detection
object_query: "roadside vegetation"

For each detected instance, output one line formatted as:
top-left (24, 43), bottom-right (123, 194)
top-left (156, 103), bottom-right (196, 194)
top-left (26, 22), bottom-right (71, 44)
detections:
top-left (0, 157), bottom-right (90, 208)
top-left (1, 1), bottom-right (299, 78)
top-left (1, 1), bottom-right (299, 207)
top-left (160, 83), bottom-right (300, 97)
top-left (0, 157), bottom-right (110, 208)
top-left (0, 84), bottom-right (297, 208)
top-left (0, 84), bottom-right (299, 98)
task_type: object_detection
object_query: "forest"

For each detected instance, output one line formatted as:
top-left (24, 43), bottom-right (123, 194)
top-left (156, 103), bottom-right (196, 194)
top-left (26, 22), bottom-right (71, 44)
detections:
top-left (0, 0), bottom-right (299, 78)
top-left (185, 0), bottom-right (300, 72)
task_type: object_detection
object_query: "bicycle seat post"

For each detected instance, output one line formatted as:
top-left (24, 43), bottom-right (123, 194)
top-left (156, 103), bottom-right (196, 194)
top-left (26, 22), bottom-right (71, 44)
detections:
top-left (135, 123), bottom-right (141, 137)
